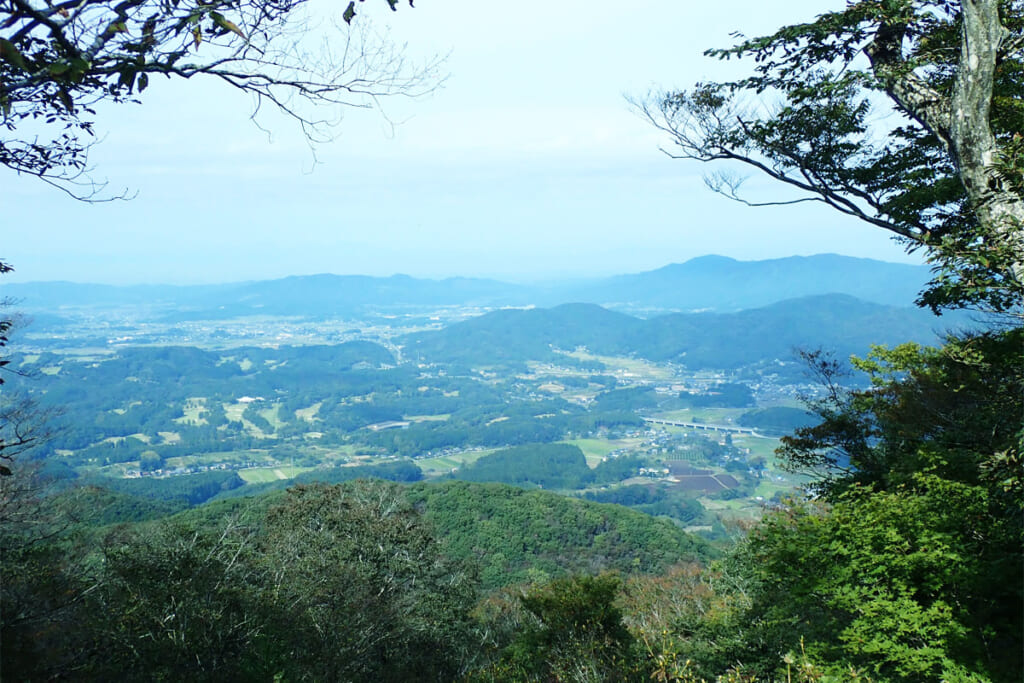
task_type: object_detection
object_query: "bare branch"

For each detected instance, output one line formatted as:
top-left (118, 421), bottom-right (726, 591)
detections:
top-left (0, 0), bottom-right (440, 199)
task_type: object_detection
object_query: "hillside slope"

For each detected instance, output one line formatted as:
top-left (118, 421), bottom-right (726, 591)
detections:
top-left (405, 294), bottom-right (962, 369)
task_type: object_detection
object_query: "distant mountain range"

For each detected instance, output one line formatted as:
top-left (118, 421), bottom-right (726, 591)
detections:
top-left (403, 295), bottom-right (969, 370)
top-left (1, 254), bottom-right (933, 318)
top-left (559, 254), bottom-right (930, 312)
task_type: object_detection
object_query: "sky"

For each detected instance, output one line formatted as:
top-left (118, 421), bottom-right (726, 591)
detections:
top-left (2, 0), bottom-right (922, 285)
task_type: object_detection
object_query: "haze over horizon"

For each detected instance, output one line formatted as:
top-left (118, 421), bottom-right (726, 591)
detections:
top-left (4, 0), bottom-right (918, 287)
top-left (0, 252), bottom-right (928, 287)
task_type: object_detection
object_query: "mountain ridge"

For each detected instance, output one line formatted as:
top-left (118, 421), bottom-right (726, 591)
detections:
top-left (403, 293), bottom-right (966, 370)
top-left (1, 253), bottom-right (931, 317)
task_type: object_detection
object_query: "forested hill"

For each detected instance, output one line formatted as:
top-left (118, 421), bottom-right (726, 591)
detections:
top-left (403, 303), bottom-right (638, 364)
top-left (168, 479), bottom-right (717, 590)
top-left (405, 295), bottom-right (963, 369)
top-left (5, 478), bottom-right (719, 680)
top-left (405, 480), bottom-right (717, 588)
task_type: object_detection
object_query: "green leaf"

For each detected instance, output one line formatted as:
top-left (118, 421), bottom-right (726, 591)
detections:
top-left (118, 68), bottom-right (137, 92)
top-left (210, 12), bottom-right (246, 40)
top-left (58, 88), bottom-right (74, 112)
top-left (69, 57), bottom-right (91, 82)
top-left (137, 72), bottom-right (149, 92)
top-left (343, 1), bottom-right (356, 24)
top-left (103, 20), bottom-right (129, 37)
top-left (0, 38), bottom-right (27, 71)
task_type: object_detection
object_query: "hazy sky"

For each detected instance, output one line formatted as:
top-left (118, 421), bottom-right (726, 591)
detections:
top-left (3, 0), bottom-right (920, 285)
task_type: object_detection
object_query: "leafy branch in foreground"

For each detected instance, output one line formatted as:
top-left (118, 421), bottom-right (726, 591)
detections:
top-left (638, 0), bottom-right (1024, 312)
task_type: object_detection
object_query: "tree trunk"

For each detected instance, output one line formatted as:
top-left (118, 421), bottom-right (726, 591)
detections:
top-left (868, 0), bottom-right (1024, 290)
top-left (951, 0), bottom-right (1024, 288)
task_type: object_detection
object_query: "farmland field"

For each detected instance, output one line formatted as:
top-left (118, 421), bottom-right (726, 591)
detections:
top-left (239, 466), bottom-right (313, 483)
top-left (416, 449), bottom-right (495, 476)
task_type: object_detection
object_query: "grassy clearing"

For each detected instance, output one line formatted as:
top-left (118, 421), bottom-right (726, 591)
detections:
top-left (295, 402), bottom-right (322, 422)
top-left (220, 401), bottom-right (270, 438)
top-left (101, 433), bottom-right (151, 445)
top-left (563, 438), bottom-right (617, 458)
top-left (239, 466), bottom-right (312, 484)
top-left (221, 402), bottom-right (269, 437)
top-left (175, 397), bottom-right (208, 426)
top-left (94, 462), bottom-right (137, 478)
top-left (313, 444), bottom-right (359, 459)
top-left (224, 402), bottom-right (246, 422)
top-left (699, 496), bottom-right (765, 521)
top-left (761, 397), bottom-right (810, 409)
top-left (564, 437), bottom-right (646, 468)
top-left (754, 478), bottom-right (799, 501)
top-left (732, 435), bottom-right (782, 462)
top-left (404, 414), bottom-right (451, 423)
top-left (564, 351), bottom-right (676, 382)
top-left (246, 422), bottom-right (270, 439)
top-left (53, 349), bottom-right (112, 361)
top-left (259, 403), bottom-right (286, 430)
top-left (417, 449), bottom-right (495, 476)
top-left (158, 431), bottom-right (181, 444)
